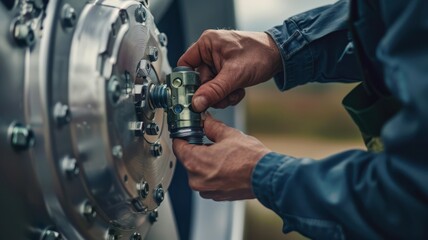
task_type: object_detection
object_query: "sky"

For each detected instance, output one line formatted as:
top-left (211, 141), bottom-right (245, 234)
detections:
top-left (234, 0), bottom-right (337, 31)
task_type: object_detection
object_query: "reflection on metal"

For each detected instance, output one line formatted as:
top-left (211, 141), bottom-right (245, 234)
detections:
top-left (150, 66), bottom-right (205, 144)
top-left (0, 0), bottom-right (177, 239)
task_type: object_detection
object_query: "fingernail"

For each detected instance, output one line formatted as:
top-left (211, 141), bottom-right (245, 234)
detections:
top-left (193, 96), bottom-right (207, 111)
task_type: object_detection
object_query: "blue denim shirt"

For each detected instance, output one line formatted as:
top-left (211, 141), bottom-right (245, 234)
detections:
top-left (252, 0), bottom-right (428, 239)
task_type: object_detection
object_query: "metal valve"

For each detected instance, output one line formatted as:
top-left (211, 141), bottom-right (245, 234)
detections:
top-left (149, 67), bottom-right (204, 144)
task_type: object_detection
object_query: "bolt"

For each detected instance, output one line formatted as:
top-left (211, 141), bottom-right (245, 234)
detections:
top-left (134, 84), bottom-right (146, 102)
top-left (130, 232), bottom-right (142, 240)
top-left (131, 198), bottom-right (147, 213)
top-left (172, 78), bottom-right (182, 88)
top-left (149, 209), bottom-right (158, 223)
top-left (82, 201), bottom-right (97, 220)
top-left (137, 60), bottom-right (151, 78)
top-left (109, 76), bottom-right (122, 104)
top-left (62, 156), bottom-right (79, 176)
top-left (61, 4), bottom-right (76, 29)
top-left (129, 122), bottom-right (144, 137)
top-left (134, 5), bottom-right (146, 23)
top-left (10, 122), bottom-right (35, 150)
top-left (138, 0), bottom-right (149, 7)
top-left (148, 46), bottom-right (158, 62)
top-left (145, 123), bottom-right (159, 135)
top-left (136, 181), bottom-right (149, 199)
top-left (112, 145), bottom-right (123, 158)
top-left (158, 32), bottom-right (168, 47)
top-left (107, 229), bottom-right (120, 240)
top-left (42, 230), bottom-right (62, 240)
top-left (54, 102), bottom-right (71, 126)
top-left (123, 71), bottom-right (133, 94)
top-left (150, 143), bottom-right (163, 157)
top-left (12, 20), bottom-right (35, 47)
top-left (119, 10), bottom-right (128, 23)
top-left (153, 186), bottom-right (164, 205)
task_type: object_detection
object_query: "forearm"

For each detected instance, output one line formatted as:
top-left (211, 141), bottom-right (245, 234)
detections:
top-left (252, 148), bottom-right (428, 239)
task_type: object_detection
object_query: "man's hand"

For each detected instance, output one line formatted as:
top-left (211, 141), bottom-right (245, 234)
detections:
top-left (178, 30), bottom-right (282, 112)
top-left (173, 114), bottom-right (271, 201)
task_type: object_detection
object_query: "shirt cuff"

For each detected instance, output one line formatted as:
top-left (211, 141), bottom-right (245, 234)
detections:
top-left (265, 21), bottom-right (313, 91)
top-left (251, 152), bottom-right (300, 214)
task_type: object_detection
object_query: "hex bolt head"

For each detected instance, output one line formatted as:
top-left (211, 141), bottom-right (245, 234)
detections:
top-left (134, 5), bottom-right (147, 23)
top-left (61, 4), bottom-right (76, 29)
top-left (150, 143), bottom-right (163, 158)
top-left (10, 122), bottom-right (35, 150)
top-left (130, 232), bottom-right (142, 240)
top-left (158, 32), bottom-right (168, 47)
top-left (149, 209), bottom-right (158, 224)
top-left (145, 123), bottom-right (159, 135)
top-left (172, 78), bottom-right (183, 88)
top-left (107, 229), bottom-right (119, 240)
top-left (112, 145), bottom-right (123, 158)
top-left (62, 156), bottom-right (79, 176)
top-left (108, 77), bottom-right (122, 104)
top-left (131, 198), bottom-right (147, 213)
top-left (133, 84), bottom-right (146, 103)
top-left (54, 102), bottom-right (71, 126)
top-left (42, 230), bottom-right (62, 240)
top-left (129, 122), bottom-right (144, 137)
top-left (12, 21), bottom-right (35, 47)
top-left (148, 46), bottom-right (158, 62)
top-left (82, 201), bottom-right (97, 220)
top-left (136, 181), bottom-right (149, 199)
top-left (153, 186), bottom-right (164, 205)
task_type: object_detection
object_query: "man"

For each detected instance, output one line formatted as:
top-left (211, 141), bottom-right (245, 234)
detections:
top-left (172, 0), bottom-right (428, 239)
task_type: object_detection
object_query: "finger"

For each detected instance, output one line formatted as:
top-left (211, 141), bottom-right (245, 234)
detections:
top-left (172, 138), bottom-right (197, 165)
top-left (177, 42), bottom-right (203, 69)
top-left (203, 114), bottom-right (237, 143)
top-left (197, 63), bottom-right (216, 84)
top-left (211, 88), bottom-right (245, 109)
top-left (192, 69), bottom-right (234, 112)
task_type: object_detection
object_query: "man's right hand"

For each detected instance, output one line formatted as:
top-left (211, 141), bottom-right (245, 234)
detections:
top-left (178, 30), bottom-right (283, 112)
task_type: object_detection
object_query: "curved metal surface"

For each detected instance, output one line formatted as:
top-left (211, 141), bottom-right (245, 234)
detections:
top-left (0, 0), bottom-right (177, 239)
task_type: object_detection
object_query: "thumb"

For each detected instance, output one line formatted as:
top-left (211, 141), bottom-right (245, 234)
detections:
top-left (204, 114), bottom-right (238, 142)
top-left (193, 70), bottom-right (233, 112)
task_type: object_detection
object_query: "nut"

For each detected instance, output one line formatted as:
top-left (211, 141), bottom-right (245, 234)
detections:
top-left (42, 229), bottom-right (62, 240)
top-left (153, 186), bottom-right (164, 205)
top-left (134, 5), bottom-right (146, 23)
top-left (136, 181), bottom-right (149, 199)
top-left (145, 123), bottom-right (159, 136)
top-left (61, 4), bottom-right (76, 28)
top-left (12, 21), bottom-right (35, 47)
top-left (158, 32), bottom-right (168, 47)
top-left (130, 232), bottom-right (142, 240)
top-left (10, 122), bottom-right (35, 150)
top-left (62, 156), bottom-right (79, 176)
top-left (54, 102), bottom-right (71, 126)
top-left (150, 143), bottom-right (162, 158)
top-left (149, 209), bottom-right (158, 223)
top-left (148, 46), bottom-right (158, 62)
top-left (129, 122), bottom-right (144, 137)
top-left (82, 201), bottom-right (97, 220)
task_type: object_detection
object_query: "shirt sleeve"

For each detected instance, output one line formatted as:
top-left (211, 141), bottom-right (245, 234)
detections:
top-left (253, 1), bottom-right (428, 239)
top-left (266, 0), bottom-right (362, 91)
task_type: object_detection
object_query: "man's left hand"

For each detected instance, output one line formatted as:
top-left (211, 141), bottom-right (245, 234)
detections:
top-left (173, 114), bottom-right (271, 201)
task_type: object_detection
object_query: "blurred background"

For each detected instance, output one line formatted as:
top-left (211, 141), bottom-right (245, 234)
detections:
top-left (233, 0), bottom-right (365, 239)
